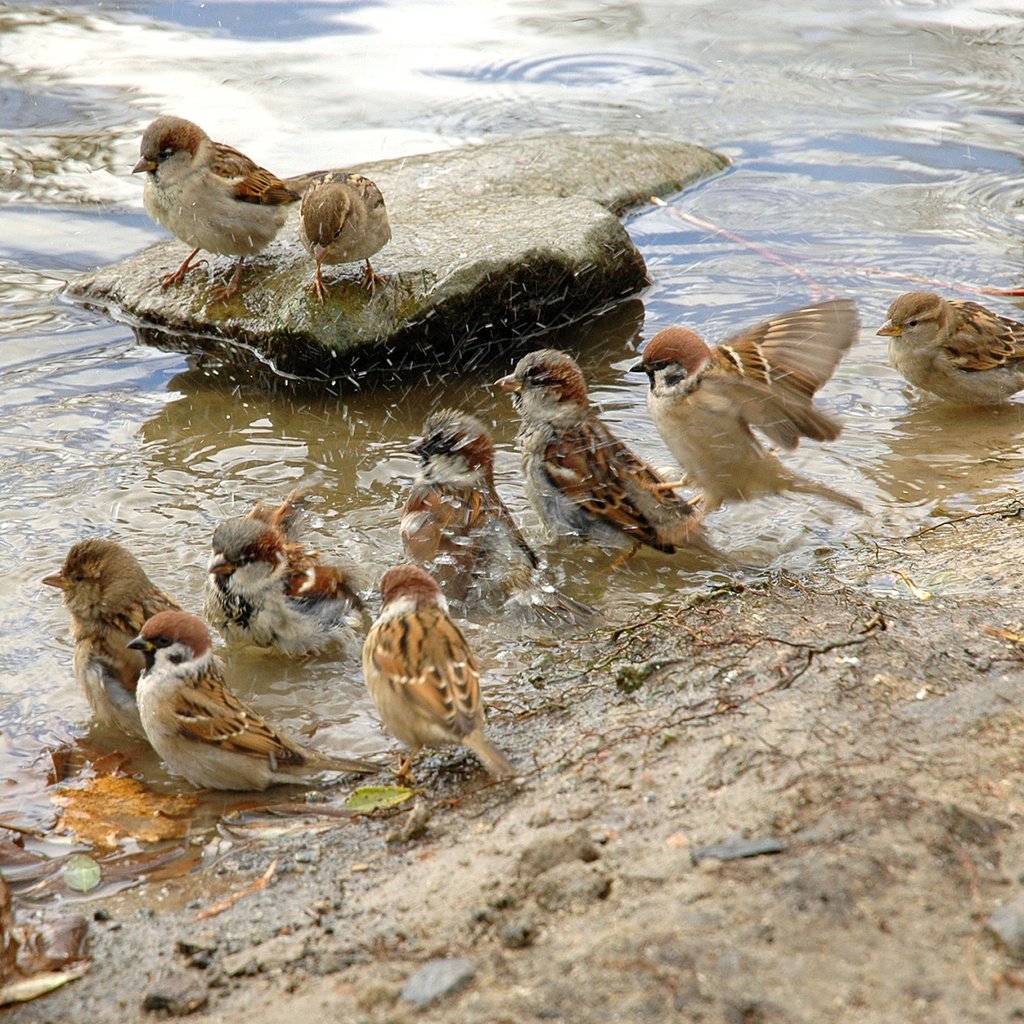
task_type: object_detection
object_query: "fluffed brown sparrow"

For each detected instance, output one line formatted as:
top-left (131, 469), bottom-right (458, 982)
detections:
top-left (298, 170), bottom-right (391, 302)
top-left (128, 611), bottom-right (376, 790)
top-left (132, 115), bottom-right (301, 301)
top-left (401, 408), bottom-right (594, 624)
top-left (203, 488), bottom-right (363, 657)
top-left (877, 291), bottom-right (1024, 404)
top-left (42, 538), bottom-right (183, 739)
top-left (495, 349), bottom-right (726, 561)
top-left (362, 565), bottom-right (514, 780)
top-left (633, 299), bottom-right (864, 514)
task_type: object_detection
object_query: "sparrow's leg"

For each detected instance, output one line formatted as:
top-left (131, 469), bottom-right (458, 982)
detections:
top-left (311, 264), bottom-right (329, 304)
top-left (159, 247), bottom-right (206, 289)
top-left (212, 257), bottom-right (246, 302)
top-left (611, 542), bottom-right (641, 568)
top-left (394, 746), bottom-right (421, 783)
top-left (648, 475), bottom-right (689, 493)
top-left (360, 258), bottom-right (385, 295)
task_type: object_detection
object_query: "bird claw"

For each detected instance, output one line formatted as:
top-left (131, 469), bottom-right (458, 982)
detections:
top-left (310, 271), bottom-right (329, 304)
top-left (159, 250), bottom-right (206, 290)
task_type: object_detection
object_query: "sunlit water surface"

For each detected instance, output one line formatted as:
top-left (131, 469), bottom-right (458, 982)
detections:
top-left (3, 0), bottom-right (1024, 889)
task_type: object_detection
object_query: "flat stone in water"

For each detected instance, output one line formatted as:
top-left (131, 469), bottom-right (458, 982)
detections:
top-left (401, 956), bottom-right (476, 1008)
top-left (63, 134), bottom-right (726, 380)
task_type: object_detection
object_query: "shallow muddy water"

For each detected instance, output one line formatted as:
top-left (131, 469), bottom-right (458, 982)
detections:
top-left (2, 1), bottom-right (1024, 874)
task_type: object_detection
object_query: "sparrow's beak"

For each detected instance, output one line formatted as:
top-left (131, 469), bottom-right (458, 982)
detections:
top-left (132, 156), bottom-right (157, 175)
top-left (126, 635), bottom-right (152, 652)
top-left (207, 552), bottom-right (235, 576)
top-left (41, 572), bottom-right (68, 591)
top-left (495, 373), bottom-right (521, 393)
top-left (876, 319), bottom-right (899, 338)
top-left (629, 361), bottom-right (646, 374)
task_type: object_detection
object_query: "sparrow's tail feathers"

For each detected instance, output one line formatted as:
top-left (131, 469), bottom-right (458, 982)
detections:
top-left (786, 472), bottom-right (866, 513)
top-left (464, 732), bottom-right (516, 780)
top-left (504, 586), bottom-right (598, 627)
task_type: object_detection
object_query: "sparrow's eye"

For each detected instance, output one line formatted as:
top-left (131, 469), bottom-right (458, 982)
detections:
top-left (72, 572), bottom-right (86, 583)
top-left (158, 146), bottom-right (175, 160)
top-left (906, 318), bottom-right (919, 327)
top-left (153, 636), bottom-right (173, 649)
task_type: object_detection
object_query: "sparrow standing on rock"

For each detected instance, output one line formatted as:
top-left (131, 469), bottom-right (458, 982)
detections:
top-left (362, 565), bottom-right (515, 780)
top-left (128, 611), bottom-right (376, 790)
top-left (877, 291), bottom-right (1024, 404)
top-left (401, 408), bottom-right (594, 623)
top-left (132, 115), bottom-right (301, 301)
top-left (496, 349), bottom-right (725, 562)
top-left (203, 489), bottom-right (364, 657)
top-left (43, 539), bottom-right (183, 739)
top-left (633, 299), bottom-right (865, 514)
top-left (299, 171), bottom-right (391, 302)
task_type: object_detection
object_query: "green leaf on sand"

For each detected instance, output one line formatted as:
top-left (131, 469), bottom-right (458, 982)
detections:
top-left (343, 786), bottom-right (415, 814)
top-left (62, 853), bottom-right (101, 893)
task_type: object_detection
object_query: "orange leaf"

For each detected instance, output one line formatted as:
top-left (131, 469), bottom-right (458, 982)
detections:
top-left (51, 776), bottom-right (197, 850)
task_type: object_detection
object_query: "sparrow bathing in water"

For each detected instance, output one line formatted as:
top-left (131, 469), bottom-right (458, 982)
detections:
top-left (633, 299), bottom-right (865, 514)
top-left (299, 170), bottom-right (391, 302)
top-left (129, 611), bottom-right (376, 790)
top-left (401, 408), bottom-right (594, 624)
top-left (496, 349), bottom-right (726, 562)
top-left (877, 291), bottom-right (1024, 405)
top-left (43, 539), bottom-right (183, 739)
top-left (132, 115), bottom-right (301, 301)
top-left (203, 488), bottom-right (364, 657)
top-left (362, 565), bottom-right (515, 780)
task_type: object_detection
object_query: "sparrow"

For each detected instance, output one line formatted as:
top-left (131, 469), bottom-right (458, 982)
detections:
top-left (203, 488), bottom-right (363, 657)
top-left (362, 565), bottom-right (514, 780)
top-left (298, 170), bottom-right (391, 302)
top-left (633, 300), bottom-right (865, 514)
top-left (495, 349), bottom-right (726, 561)
top-left (128, 611), bottom-right (377, 790)
top-left (42, 539), bottom-right (183, 739)
top-left (132, 115), bottom-right (301, 301)
top-left (877, 291), bottom-right (1024, 404)
top-left (401, 408), bottom-right (594, 624)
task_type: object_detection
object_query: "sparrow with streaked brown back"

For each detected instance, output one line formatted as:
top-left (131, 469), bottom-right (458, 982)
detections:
top-left (362, 565), bottom-right (515, 780)
top-left (401, 408), bottom-right (594, 624)
top-left (132, 115), bottom-right (301, 301)
top-left (43, 539), bottom-right (183, 739)
top-left (128, 611), bottom-right (376, 790)
top-left (495, 348), bottom-right (727, 562)
top-left (299, 170), bottom-right (391, 302)
top-left (634, 299), bottom-right (865, 514)
top-left (877, 291), bottom-right (1024, 404)
top-left (203, 488), bottom-right (363, 657)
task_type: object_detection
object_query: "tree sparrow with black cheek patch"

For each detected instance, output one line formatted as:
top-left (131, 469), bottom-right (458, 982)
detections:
top-left (132, 115), bottom-right (301, 301)
top-left (634, 299), bottom-right (864, 514)
top-left (495, 349), bottom-right (727, 562)
top-left (878, 291), bottom-right (1024, 404)
top-left (362, 565), bottom-right (514, 780)
top-left (43, 539), bottom-right (183, 739)
top-left (128, 611), bottom-right (376, 790)
top-left (401, 408), bottom-right (594, 624)
top-left (298, 170), bottom-right (391, 302)
top-left (203, 489), bottom-right (363, 657)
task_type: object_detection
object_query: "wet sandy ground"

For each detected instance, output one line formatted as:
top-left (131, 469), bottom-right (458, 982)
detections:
top-left (9, 496), bottom-right (1024, 1024)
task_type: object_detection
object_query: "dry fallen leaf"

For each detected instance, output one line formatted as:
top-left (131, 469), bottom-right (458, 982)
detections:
top-left (0, 876), bottom-right (90, 1006)
top-left (51, 776), bottom-right (197, 850)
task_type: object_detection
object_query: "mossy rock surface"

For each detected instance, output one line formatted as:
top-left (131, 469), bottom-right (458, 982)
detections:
top-left (64, 134), bottom-right (728, 378)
